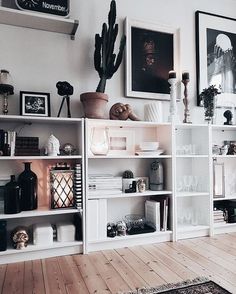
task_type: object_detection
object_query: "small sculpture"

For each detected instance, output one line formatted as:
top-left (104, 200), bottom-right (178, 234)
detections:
top-left (137, 179), bottom-right (146, 193)
top-left (12, 226), bottom-right (29, 249)
top-left (109, 103), bottom-right (140, 121)
top-left (56, 81), bottom-right (74, 118)
top-left (116, 221), bottom-right (127, 236)
top-left (45, 134), bottom-right (60, 156)
top-left (224, 110), bottom-right (233, 125)
top-left (122, 170), bottom-right (134, 179)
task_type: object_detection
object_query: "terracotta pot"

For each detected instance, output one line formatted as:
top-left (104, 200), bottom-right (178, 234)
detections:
top-left (80, 92), bottom-right (108, 119)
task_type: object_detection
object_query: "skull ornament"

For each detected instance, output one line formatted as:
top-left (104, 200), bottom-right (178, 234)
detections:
top-left (12, 227), bottom-right (29, 250)
top-left (116, 221), bottom-right (127, 236)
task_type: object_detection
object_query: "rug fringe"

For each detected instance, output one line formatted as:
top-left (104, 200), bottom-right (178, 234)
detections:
top-left (119, 277), bottom-right (209, 294)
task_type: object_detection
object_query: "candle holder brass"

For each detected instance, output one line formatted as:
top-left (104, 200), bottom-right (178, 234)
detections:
top-left (182, 77), bottom-right (192, 124)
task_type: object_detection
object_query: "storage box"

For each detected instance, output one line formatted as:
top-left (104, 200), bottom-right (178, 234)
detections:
top-left (33, 223), bottom-right (53, 246)
top-left (56, 222), bottom-right (75, 242)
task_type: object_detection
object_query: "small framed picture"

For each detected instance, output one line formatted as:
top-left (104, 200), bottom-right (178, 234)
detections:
top-left (20, 91), bottom-right (51, 117)
top-left (108, 129), bottom-right (135, 156)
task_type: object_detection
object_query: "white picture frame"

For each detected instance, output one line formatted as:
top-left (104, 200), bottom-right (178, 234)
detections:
top-left (125, 18), bottom-right (180, 101)
top-left (108, 129), bottom-right (135, 156)
top-left (196, 11), bottom-right (236, 107)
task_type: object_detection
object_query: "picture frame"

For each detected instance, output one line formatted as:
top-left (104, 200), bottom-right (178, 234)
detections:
top-left (213, 161), bottom-right (225, 198)
top-left (196, 11), bottom-right (236, 107)
top-left (20, 91), bottom-right (51, 117)
top-left (108, 129), bottom-right (135, 156)
top-left (125, 18), bottom-right (180, 100)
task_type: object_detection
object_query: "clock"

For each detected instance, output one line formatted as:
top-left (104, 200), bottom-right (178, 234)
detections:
top-left (15, 0), bottom-right (70, 17)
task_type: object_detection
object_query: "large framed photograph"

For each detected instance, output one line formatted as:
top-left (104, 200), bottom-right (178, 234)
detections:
top-left (125, 18), bottom-right (180, 100)
top-left (20, 91), bottom-right (51, 117)
top-left (196, 11), bottom-right (236, 107)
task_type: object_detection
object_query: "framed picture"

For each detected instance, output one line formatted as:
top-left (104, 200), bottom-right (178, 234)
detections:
top-left (20, 91), bottom-right (51, 117)
top-left (213, 161), bottom-right (225, 198)
top-left (196, 11), bottom-right (236, 107)
top-left (108, 129), bottom-right (135, 156)
top-left (125, 18), bottom-right (180, 100)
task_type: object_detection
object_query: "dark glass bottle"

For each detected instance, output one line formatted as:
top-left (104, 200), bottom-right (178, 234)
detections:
top-left (0, 220), bottom-right (7, 251)
top-left (4, 175), bottom-right (21, 214)
top-left (18, 162), bottom-right (38, 211)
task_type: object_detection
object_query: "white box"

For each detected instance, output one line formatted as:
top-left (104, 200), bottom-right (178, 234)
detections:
top-left (33, 223), bottom-right (53, 245)
top-left (57, 222), bottom-right (75, 242)
top-left (88, 199), bottom-right (107, 241)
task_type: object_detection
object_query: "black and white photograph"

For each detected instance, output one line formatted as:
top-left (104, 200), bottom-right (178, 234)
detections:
top-left (125, 18), bottom-right (179, 100)
top-left (196, 11), bottom-right (236, 106)
top-left (20, 91), bottom-right (51, 117)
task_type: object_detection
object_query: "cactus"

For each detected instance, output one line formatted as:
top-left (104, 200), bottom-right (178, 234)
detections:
top-left (94, 0), bottom-right (126, 93)
top-left (122, 170), bottom-right (134, 179)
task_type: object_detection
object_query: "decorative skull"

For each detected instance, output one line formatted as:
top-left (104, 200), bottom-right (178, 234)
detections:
top-left (12, 226), bottom-right (29, 250)
top-left (116, 221), bottom-right (127, 236)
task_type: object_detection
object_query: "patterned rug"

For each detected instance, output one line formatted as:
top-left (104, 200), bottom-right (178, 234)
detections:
top-left (121, 277), bottom-right (232, 294)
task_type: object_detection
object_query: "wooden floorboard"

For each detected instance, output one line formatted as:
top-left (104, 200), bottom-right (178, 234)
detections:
top-left (1, 234), bottom-right (236, 293)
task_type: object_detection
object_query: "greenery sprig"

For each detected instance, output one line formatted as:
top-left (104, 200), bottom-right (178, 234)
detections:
top-left (200, 85), bottom-right (221, 119)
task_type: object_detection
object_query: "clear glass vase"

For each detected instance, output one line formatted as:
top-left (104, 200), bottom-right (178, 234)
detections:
top-left (90, 127), bottom-right (109, 155)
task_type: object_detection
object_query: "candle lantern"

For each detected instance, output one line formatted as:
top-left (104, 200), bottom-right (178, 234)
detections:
top-left (50, 163), bottom-right (75, 209)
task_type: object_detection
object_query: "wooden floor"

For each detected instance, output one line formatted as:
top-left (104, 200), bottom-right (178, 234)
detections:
top-left (1, 233), bottom-right (236, 294)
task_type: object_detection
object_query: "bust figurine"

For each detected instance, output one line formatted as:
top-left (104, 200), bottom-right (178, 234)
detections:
top-left (224, 110), bottom-right (233, 125)
top-left (45, 134), bottom-right (60, 156)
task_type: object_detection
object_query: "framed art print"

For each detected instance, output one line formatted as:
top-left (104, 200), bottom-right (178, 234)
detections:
top-left (20, 91), bottom-right (51, 117)
top-left (125, 18), bottom-right (180, 101)
top-left (196, 11), bottom-right (236, 107)
top-left (108, 129), bottom-right (135, 156)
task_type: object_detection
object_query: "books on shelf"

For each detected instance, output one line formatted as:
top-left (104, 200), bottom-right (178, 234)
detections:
top-left (213, 209), bottom-right (226, 224)
top-left (145, 196), bottom-right (170, 231)
top-left (88, 175), bottom-right (122, 191)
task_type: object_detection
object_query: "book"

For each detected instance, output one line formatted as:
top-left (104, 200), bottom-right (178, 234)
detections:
top-left (145, 200), bottom-right (160, 231)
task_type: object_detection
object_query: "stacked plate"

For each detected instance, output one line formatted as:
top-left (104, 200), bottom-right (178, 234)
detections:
top-left (135, 141), bottom-right (164, 156)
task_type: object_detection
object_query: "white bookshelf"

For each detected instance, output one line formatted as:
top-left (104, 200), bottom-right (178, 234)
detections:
top-left (0, 6), bottom-right (79, 39)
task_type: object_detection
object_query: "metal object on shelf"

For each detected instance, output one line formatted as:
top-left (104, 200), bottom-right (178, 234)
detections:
top-left (0, 69), bottom-right (14, 115)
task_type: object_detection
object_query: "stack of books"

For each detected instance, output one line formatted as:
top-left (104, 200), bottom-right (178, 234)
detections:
top-left (15, 136), bottom-right (40, 156)
top-left (213, 208), bottom-right (226, 224)
top-left (74, 164), bottom-right (82, 210)
top-left (88, 174), bottom-right (122, 198)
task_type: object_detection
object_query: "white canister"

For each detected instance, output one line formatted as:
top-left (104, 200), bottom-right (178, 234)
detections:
top-left (144, 102), bottom-right (163, 123)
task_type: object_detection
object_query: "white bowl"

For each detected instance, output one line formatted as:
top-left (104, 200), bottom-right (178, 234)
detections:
top-left (139, 141), bottom-right (159, 151)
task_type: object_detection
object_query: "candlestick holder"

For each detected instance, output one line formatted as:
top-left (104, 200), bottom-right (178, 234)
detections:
top-left (168, 77), bottom-right (179, 123)
top-left (182, 78), bottom-right (192, 124)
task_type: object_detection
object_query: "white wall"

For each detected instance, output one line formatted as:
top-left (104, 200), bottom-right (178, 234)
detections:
top-left (1, 0), bottom-right (236, 122)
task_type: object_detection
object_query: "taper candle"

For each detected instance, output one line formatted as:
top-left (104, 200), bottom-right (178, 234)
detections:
top-left (168, 70), bottom-right (176, 79)
top-left (182, 71), bottom-right (190, 81)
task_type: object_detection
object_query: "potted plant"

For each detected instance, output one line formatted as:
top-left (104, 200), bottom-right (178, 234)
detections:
top-left (80, 0), bottom-right (126, 119)
top-left (200, 85), bottom-right (221, 123)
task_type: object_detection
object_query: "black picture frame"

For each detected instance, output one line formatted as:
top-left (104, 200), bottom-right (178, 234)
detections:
top-left (196, 11), bottom-right (236, 107)
top-left (20, 91), bottom-right (51, 117)
top-left (125, 18), bottom-right (180, 101)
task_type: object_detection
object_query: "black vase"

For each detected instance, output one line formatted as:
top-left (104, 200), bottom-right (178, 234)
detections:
top-left (4, 175), bottom-right (21, 214)
top-left (0, 220), bottom-right (7, 251)
top-left (18, 162), bottom-right (38, 211)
